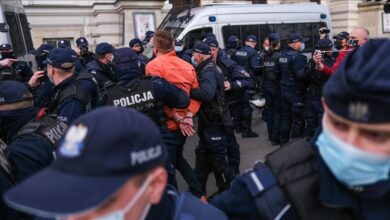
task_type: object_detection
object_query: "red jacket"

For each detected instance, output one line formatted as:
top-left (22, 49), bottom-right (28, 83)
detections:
top-left (322, 49), bottom-right (351, 75)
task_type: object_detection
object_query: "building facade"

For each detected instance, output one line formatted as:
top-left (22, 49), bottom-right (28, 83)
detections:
top-left (21, 0), bottom-right (389, 49)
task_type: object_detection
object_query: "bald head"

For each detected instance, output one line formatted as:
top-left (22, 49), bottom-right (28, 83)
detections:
top-left (350, 27), bottom-right (370, 47)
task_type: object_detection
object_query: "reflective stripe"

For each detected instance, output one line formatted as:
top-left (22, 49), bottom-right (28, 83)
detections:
top-left (250, 172), bottom-right (264, 191)
top-left (274, 204), bottom-right (291, 220)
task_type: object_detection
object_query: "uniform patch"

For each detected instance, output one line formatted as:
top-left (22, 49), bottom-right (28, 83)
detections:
top-left (348, 102), bottom-right (369, 121)
top-left (59, 124), bottom-right (88, 157)
top-left (279, 58), bottom-right (288, 63)
top-left (236, 51), bottom-right (248, 57)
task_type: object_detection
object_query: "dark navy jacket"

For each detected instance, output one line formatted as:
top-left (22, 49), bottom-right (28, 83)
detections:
top-left (279, 47), bottom-right (308, 93)
top-left (87, 58), bottom-right (117, 88)
top-left (235, 45), bottom-right (261, 76)
top-left (190, 58), bottom-right (220, 103)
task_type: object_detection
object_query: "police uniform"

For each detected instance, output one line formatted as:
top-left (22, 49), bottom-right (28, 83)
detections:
top-left (234, 35), bottom-right (261, 138)
top-left (203, 37), bottom-right (250, 175)
top-left (4, 107), bottom-right (227, 220)
top-left (279, 33), bottom-right (308, 144)
top-left (190, 43), bottom-right (234, 194)
top-left (304, 39), bottom-right (335, 138)
top-left (0, 81), bottom-right (67, 220)
top-left (174, 39), bottom-right (192, 64)
top-left (76, 37), bottom-right (94, 67)
top-left (0, 43), bottom-right (33, 83)
top-left (87, 42), bottom-right (117, 106)
top-left (129, 38), bottom-right (149, 75)
top-left (262, 33), bottom-right (282, 145)
top-left (225, 35), bottom-right (240, 62)
top-left (211, 39), bottom-right (390, 220)
top-left (43, 48), bottom-right (90, 125)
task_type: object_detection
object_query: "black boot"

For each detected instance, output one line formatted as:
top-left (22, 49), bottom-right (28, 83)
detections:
top-left (241, 118), bottom-right (259, 138)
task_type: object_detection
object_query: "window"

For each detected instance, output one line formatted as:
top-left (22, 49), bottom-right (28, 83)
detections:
top-left (182, 27), bottom-right (212, 50)
top-left (43, 38), bottom-right (74, 48)
top-left (222, 22), bottom-right (326, 52)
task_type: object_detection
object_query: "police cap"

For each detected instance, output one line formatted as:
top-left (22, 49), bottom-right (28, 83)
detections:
top-left (0, 80), bottom-right (32, 105)
top-left (203, 37), bottom-right (219, 48)
top-left (318, 38), bottom-right (333, 49)
top-left (0, 43), bottom-right (12, 51)
top-left (228, 35), bottom-right (239, 44)
top-left (4, 107), bottom-right (168, 217)
top-left (47, 48), bottom-right (75, 70)
top-left (246, 35), bottom-right (257, 42)
top-left (333, 31), bottom-right (349, 40)
top-left (95, 42), bottom-right (115, 55)
top-left (31, 44), bottom-right (54, 56)
top-left (324, 39), bottom-right (390, 123)
top-left (192, 42), bottom-right (211, 55)
top-left (268, 33), bottom-right (280, 44)
top-left (76, 37), bottom-right (88, 47)
top-left (145, 31), bottom-right (154, 38)
top-left (57, 39), bottom-right (71, 48)
top-left (129, 38), bottom-right (142, 47)
top-left (288, 33), bottom-right (308, 43)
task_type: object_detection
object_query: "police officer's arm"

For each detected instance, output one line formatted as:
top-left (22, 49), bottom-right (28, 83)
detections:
top-left (211, 176), bottom-right (260, 220)
top-left (220, 55), bottom-right (252, 91)
top-left (56, 99), bottom-right (86, 125)
top-left (152, 77), bottom-right (189, 109)
top-left (292, 55), bottom-right (308, 79)
top-left (190, 70), bottom-right (218, 102)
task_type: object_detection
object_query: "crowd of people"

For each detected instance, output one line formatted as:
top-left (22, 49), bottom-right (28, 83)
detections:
top-left (0, 25), bottom-right (389, 220)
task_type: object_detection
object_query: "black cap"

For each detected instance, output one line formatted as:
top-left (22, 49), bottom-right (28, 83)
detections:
top-left (192, 42), bottom-right (211, 55)
top-left (57, 39), bottom-right (71, 48)
top-left (76, 37), bottom-right (88, 47)
top-left (31, 44), bottom-right (54, 56)
top-left (0, 43), bottom-right (12, 51)
top-left (202, 37), bottom-right (218, 48)
top-left (4, 107), bottom-right (168, 217)
top-left (95, 42), bottom-right (115, 55)
top-left (246, 35), bottom-right (257, 42)
top-left (47, 48), bottom-right (75, 70)
top-left (318, 38), bottom-right (333, 49)
top-left (268, 33), bottom-right (280, 44)
top-left (324, 39), bottom-right (390, 123)
top-left (333, 31), bottom-right (349, 40)
top-left (129, 38), bottom-right (142, 47)
top-left (0, 81), bottom-right (32, 105)
top-left (288, 33), bottom-right (308, 43)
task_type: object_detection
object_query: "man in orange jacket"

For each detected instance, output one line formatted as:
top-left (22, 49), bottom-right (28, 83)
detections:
top-left (145, 30), bottom-right (206, 201)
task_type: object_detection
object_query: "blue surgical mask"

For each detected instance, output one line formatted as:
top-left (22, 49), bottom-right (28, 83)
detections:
top-left (93, 177), bottom-right (152, 220)
top-left (300, 43), bottom-right (305, 52)
top-left (316, 116), bottom-right (390, 187)
top-left (175, 46), bottom-right (184, 52)
top-left (191, 56), bottom-right (197, 68)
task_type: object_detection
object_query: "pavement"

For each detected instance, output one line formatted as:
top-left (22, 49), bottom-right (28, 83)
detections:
top-left (176, 108), bottom-right (280, 196)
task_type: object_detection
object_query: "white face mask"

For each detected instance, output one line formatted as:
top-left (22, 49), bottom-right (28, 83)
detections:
top-left (109, 54), bottom-right (115, 62)
top-left (264, 46), bottom-right (269, 52)
top-left (93, 176), bottom-right (153, 220)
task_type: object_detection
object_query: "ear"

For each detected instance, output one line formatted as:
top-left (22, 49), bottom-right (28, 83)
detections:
top-left (146, 167), bottom-right (167, 205)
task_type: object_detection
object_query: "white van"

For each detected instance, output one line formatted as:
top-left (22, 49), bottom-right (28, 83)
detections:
top-left (159, 3), bottom-right (332, 53)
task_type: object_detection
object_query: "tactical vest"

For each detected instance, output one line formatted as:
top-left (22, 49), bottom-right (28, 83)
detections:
top-left (225, 48), bottom-right (237, 62)
top-left (243, 139), bottom-right (353, 220)
top-left (198, 63), bottom-right (233, 129)
top-left (105, 76), bottom-right (166, 128)
top-left (76, 69), bottom-right (99, 108)
top-left (235, 49), bottom-right (250, 72)
top-left (263, 51), bottom-right (281, 83)
top-left (169, 189), bottom-right (228, 220)
top-left (12, 115), bottom-right (68, 151)
top-left (46, 82), bottom-right (90, 116)
top-left (279, 50), bottom-right (306, 92)
top-left (0, 138), bottom-right (16, 186)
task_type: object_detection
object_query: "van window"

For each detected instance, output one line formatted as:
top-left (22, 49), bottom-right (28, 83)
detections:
top-left (222, 22), bottom-right (323, 52)
top-left (182, 27), bottom-right (212, 50)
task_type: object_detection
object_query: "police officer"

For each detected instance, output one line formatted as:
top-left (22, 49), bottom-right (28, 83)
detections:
top-left (174, 39), bottom-right (191, 64)
top-left (57, 39), bottom-right (84, 73)
top-left (279, 33), bottom-right (308, 145)
top-left (235, 35), bottom-right (261, 138)
top-left (0, 81), bottom-right (67, 219)
top-left (190, 43), bottom-right (235, 195)
top-left (0, 43), bottom-right (33, 82)
top-left (28, 48), bottom-right (90, 125)
top-left (304, 38), bottom-right (335, 138)
top-left (225, 35), bottom-right (241, 61)
top-left (75, 37), bottom-right (94, 67)
top-left (129, 38), bottom-right (149, 75)
top-left (5, 107), bottom-right (227, 220)
top-left (87, 42), bottom-right (116, 105)
top-left (211, 39), bottom-right (390, 220)
top-left (262, 33), bottom-right (282, 145)
top-left (109, 47), bottom-right (190, 189)
top-left (202, 37), bottom-right (250, 175)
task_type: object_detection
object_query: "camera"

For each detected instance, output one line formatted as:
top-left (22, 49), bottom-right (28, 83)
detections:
top-left (319, 28), bottom-right (330, 34)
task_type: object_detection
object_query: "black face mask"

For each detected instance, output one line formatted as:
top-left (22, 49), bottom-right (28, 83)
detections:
top-left (0, 107), bottom-right (35, 143)
top-left (1, 52), bottom-right (16, 60)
